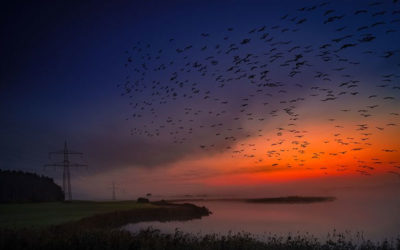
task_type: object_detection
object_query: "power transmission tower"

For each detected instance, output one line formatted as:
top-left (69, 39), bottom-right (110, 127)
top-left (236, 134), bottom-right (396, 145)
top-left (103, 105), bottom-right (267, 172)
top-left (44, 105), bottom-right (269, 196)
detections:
top-left (109, 181), bottom-right (119, 201)
top-left (44, 141), bottom-right (87, 201)
top-left (112, 182), bottom-right (116, 201)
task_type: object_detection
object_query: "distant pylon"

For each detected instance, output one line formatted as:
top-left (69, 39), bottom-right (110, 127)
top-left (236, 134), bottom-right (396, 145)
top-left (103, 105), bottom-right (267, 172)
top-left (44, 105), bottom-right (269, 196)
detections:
top-left (44, 141), bottom-right (88, 201)
top-left (109, 181), bottom-right (119, 201)
top-left (112, 182), bottom-right (116, 200)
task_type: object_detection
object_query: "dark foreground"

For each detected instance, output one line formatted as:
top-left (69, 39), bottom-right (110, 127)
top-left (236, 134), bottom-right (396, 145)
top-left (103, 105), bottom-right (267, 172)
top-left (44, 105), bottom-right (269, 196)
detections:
top-left (1, 201), bottom-right (398, 250)
top-left (1, 227), bottom-right (399, 250)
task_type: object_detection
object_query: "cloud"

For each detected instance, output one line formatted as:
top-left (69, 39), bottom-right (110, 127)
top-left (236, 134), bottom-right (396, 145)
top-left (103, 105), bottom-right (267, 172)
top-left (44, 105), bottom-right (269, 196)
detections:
top-left (80, 116), bottom-right (252, 174)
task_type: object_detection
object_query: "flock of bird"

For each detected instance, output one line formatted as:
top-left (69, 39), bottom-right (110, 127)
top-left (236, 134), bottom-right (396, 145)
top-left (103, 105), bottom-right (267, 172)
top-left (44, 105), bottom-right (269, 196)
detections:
top-left (119, 0), bottom-right (400, 179)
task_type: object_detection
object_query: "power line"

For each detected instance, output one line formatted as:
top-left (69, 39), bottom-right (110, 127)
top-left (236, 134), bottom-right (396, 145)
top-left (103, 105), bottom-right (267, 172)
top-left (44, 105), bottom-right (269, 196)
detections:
top-left (44, 141), bottom-right (87, 201)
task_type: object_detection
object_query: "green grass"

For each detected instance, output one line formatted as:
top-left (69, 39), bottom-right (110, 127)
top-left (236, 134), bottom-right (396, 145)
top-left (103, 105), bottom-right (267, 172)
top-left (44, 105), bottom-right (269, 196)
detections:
top-left (0, 200), bottom-right (155, 229)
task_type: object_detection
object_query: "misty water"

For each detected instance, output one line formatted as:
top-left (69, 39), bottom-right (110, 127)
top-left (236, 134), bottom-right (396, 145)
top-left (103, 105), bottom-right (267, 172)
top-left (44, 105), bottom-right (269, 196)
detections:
top-left (123, 194), bottom-right (400, 242)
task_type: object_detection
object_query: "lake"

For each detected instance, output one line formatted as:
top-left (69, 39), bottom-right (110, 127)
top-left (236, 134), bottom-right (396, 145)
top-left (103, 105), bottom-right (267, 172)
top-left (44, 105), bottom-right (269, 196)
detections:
top-left (123, 194), bottom-right (400, 242)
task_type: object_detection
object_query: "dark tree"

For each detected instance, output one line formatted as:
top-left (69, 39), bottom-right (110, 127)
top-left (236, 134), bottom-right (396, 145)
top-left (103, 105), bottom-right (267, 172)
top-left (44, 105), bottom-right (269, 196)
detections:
top-left (0, 169), bottom-right (64, 203)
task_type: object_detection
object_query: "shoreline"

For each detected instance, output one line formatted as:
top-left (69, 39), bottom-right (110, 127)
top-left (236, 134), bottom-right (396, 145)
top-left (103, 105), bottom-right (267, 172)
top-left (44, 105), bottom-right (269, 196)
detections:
top-left (0, 200), bottom-right (210, 229)
top-left (57, 201), bottom-right (211, 230)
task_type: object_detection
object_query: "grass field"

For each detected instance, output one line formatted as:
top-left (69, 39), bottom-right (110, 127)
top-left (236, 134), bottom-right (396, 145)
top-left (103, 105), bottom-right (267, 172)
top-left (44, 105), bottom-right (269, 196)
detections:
top-left (0, 200), bottom-right (155, 228)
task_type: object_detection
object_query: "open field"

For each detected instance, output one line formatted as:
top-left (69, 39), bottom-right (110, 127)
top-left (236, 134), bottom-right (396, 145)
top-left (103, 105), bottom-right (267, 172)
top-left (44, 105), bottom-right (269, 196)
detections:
top-left (0, 200), bottom-right (156, 228)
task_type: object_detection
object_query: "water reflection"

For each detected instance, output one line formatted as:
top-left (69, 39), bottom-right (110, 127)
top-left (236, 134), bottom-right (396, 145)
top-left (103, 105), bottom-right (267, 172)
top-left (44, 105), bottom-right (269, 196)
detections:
top-left (124, 195), bottom-right (400, 242)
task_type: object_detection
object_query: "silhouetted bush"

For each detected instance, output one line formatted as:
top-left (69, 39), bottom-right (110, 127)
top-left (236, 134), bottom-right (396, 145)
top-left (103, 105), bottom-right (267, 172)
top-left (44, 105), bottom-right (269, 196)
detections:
top-left (137, 197), bottom-right (149, 203)
top-left (0, 169), bottom-right (64, 203)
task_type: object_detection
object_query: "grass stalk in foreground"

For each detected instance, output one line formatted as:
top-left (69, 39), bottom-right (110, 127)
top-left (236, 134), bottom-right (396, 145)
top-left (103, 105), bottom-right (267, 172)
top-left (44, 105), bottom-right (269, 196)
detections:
top-left (1, 228), bottom-right (399, 250)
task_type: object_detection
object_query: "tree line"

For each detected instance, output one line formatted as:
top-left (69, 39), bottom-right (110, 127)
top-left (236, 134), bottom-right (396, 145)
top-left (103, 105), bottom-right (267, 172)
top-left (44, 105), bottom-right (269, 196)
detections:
top-left (0, 169), bottom-right (64, 203)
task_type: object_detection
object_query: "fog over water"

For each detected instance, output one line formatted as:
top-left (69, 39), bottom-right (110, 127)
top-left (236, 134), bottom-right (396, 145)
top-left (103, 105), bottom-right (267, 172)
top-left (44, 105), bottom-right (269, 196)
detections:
top-left (124, 190), bottom-right (400, 242)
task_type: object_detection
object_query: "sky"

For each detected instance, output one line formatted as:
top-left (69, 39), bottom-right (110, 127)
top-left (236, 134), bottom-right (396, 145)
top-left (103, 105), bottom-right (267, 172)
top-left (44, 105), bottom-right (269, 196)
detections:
top-left (1, 0), bottom-right (399, 200)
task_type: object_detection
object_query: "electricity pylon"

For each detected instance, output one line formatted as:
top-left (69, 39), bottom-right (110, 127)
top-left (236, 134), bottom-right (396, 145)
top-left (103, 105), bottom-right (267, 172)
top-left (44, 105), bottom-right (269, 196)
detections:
top-left (44, 141), bottom-right (87, 201)
top-left (109, 181), bottom-right (119, 201)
